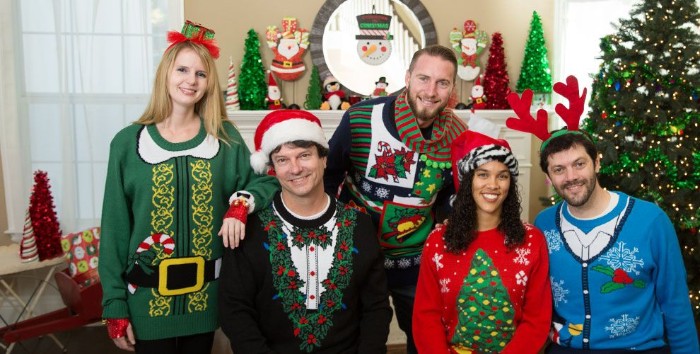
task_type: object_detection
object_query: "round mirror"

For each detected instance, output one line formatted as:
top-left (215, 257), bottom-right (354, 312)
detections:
top-left (310, 0), bottom-right (437, 96)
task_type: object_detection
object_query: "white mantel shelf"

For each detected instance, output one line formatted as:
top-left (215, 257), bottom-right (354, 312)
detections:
top-left (229, 109), bottom-right (535, 220)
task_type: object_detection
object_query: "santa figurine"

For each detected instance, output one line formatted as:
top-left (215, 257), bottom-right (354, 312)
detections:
top-left (469, 76), bottom-right (487, 110)
top-left (372, 77), bottom-right (389, 98)
top-left (266, 18), bottom-right (309, 81)
top-left (321, 76), bottom-right (350, 110)
top-left (266, 72), bottom-right (284, 110)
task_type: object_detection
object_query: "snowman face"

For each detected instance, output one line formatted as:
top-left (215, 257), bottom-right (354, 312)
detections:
top-left (357, 39), bottom-right (392, 65)
top-left (461, 38), bottom-right (477, 55)
top-left (278, 38), bottom-right (300, 59)
top-left (376, 82), bottom-right (388, 89)
top-left (268, 86), bottom-right (281, 100)
top-left (471, 84), bottom-right (483, 98)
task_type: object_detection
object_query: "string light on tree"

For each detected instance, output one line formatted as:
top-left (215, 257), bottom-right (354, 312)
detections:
top-left (583, 0), bottom-right (700, 320)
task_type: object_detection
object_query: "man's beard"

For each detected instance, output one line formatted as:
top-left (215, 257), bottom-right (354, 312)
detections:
top-left (556, 174), bottom-right (598, 207)
top-left (406, 89), bottom-right (447, 124)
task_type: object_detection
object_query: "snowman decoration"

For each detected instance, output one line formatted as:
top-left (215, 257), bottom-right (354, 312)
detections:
top-left (355, 11), bottom-right (393, 66)
top-left (449, 20), bottom-right (488, 81)
top-left (266, 18), bottom-right (309, 81)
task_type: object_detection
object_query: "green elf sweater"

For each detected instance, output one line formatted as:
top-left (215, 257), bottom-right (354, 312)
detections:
top-left (99, 121), bottom-right (278, 340)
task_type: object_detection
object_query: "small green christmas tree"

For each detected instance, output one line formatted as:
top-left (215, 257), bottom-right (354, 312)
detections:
top-left (239, 29), bottom-right (267, 110)
top-left (582, 0), bottom-right (700, 319)
top-left (516, 11), bottom-right (552, 94)
top-left (304, 66), bottom-right (323, 110)
top-left (483, 32), bottom-right (511, 109)
top-left (452, 249), bottom-right (514, 352)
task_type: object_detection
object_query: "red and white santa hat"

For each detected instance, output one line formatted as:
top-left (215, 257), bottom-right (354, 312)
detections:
top-left (451, 130), bottom-right (518, 189)
top-left (250, 110), bottom-right (328, 174)
top-left (268, 71), bottom-right (278, 88)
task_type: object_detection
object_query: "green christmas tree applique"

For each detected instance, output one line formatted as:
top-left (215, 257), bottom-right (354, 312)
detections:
top-left (451, 249), bottom-right (515, 353)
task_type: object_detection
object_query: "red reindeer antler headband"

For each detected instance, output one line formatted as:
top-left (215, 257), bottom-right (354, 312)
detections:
top-left (505, 75), bottom-right (589, 151)
top-left (166, 20), bottom-right (220, 59)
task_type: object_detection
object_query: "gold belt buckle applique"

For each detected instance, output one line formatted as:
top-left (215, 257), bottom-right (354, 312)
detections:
top-left (158, 256), bottom-right (205, 296)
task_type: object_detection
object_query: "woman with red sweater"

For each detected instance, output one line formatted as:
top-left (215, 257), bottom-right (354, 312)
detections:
top-left (413, 130), bottom-right (551, 353)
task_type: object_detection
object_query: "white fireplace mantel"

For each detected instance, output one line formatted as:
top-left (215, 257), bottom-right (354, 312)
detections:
top-left (229, 109), bottom-right (534, 220)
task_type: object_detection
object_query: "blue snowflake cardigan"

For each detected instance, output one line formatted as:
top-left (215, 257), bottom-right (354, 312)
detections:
top-left (534, 192), bottom-right (698, 353)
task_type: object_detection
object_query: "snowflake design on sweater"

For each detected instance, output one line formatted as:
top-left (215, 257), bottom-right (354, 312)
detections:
top-left (512, 247), bottom-right (531, 265)
top-left (398, 258), bottom-right (412, 268)
top-left (543, 229), bottom-right (562, 254)
top-left (550, 277), bottom-right (569, 307)
top-left (605, 314), bottom-right (639, 338)
top-left (432, 253), bottom-right (444, 270)
top-left (375, 187), bottom-right (390, 199)
top-left (599, 241), bottom-right (644, 275)
top-left (515, 270), bottom-right (528, 286)
top-left (362, 181), bottom-right (372, 194)
top-left (439, 278), bottom-right (450, 293)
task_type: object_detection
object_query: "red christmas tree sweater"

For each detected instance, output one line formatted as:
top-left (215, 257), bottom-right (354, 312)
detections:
top-left (414, 224), bottom-right (552, 353)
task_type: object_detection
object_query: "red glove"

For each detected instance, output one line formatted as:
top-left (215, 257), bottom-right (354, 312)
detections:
top-left (224, 197), bottom-right (249, 224)
top-left (105, 318), bottom-right (130, 339)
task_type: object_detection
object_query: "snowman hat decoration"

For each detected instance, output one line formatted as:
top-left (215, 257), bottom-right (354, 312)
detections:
top-left (250, 110), bottom-right (328, 174)
top-left (355, 10), bottom-right (393, 40)
top-left (451, 130), bottom-right (518, 190)
top-left (375, 76), bottom-right (388, 85)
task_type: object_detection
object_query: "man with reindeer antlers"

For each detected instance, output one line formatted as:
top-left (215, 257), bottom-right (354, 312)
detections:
top-left (507, 76), bottom-right (699, 353)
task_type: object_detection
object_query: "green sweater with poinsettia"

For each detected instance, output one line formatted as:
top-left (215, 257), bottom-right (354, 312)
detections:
top-left (99, 121), bottom-right (278, 340)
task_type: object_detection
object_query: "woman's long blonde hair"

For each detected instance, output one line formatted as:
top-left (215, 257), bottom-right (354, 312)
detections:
top-left (136, 41), bottom-right (231, 142)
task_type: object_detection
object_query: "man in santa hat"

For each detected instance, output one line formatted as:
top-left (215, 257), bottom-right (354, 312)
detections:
top-left (219, 110), bottom-right (391, 353)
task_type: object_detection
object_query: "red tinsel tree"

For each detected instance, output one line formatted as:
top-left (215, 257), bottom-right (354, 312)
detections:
top-left (483, 32), bottom-right (512, 109)
top-left (29, 170), bottom-right (63, 260)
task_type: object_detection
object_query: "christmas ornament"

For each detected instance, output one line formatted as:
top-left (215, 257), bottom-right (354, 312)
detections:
top-left (225, 57), bottom-right (240, 115)
top-left (469, 76), bottom-right (487, 110)
top-left (321, 76), bottom-right (350, 110)
top-left (28, 170), bottom-right (63, 261)
top-left (19, 209), bottom-right (38, 262)
top-left (239, 29), bottom-right (268, 110)
top-left (304, 66), bottom-right (323, 110)
top-left (265, 17), bottom-right (309, 81)
top-left (516, 11), bottom-right (552, 93)
top-left (449, 20), bottom-right (489, 81)
top-left (355, 7), bottom-right (393, 65)
top-left (266, 72), bottom-right (284, 110)
top-left (372, 77), bottom-right (389, 98)
top-left (483, 32), bottom-right (512, 109)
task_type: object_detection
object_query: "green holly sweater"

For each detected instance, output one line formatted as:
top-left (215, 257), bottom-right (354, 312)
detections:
top-left (99, 121), bottom-right (278, 340)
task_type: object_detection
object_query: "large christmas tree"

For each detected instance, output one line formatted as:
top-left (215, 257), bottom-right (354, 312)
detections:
top-left (582, 0), bottom-right (700, 318)
top-left (239, 29), bottom-right (267, 110)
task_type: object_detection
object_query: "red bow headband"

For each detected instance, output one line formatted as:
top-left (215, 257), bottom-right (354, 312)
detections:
top-left (166, 20), bottom-right (220, 59)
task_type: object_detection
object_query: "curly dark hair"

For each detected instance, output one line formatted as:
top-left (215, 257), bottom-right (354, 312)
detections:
top-left (444, 169), bottom-right (525, 254)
